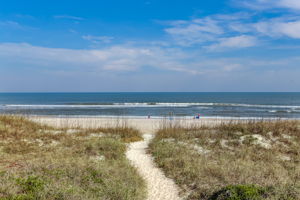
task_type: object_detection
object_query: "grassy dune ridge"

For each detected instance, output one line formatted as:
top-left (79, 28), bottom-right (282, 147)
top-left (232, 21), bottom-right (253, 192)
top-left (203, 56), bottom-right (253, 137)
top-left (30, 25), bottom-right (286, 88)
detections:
top-left (0, 115), bottom-right (146, 200)
top-left (150, 120), bottom-right (300, 200)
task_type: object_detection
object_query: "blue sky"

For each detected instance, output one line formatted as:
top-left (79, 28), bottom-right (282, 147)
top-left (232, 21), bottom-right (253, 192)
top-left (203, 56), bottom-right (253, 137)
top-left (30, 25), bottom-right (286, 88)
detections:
top-left (1, 0), bottom-right (300, 92)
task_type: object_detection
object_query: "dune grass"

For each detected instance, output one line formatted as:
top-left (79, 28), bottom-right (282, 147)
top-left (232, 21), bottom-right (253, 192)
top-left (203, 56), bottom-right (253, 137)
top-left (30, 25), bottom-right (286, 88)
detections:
top-left (0, 115), bottom-right (146, 200)
top-left (149, 120), bottom-right (300, 200)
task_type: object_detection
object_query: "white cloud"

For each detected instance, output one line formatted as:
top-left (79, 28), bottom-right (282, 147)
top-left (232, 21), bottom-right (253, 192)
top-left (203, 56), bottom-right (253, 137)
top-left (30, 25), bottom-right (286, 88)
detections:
top-left (253, 18), bottom-right (300, 38)
top-left (53, 15), bottom-right (84, 21)
top-left (275, 20), bottom-right (300, 38)
top-left (0, 42), bottom-right (267, 76)
top-left (207, 35), bottom-right (257, 51)
top-left (0, 21), bottom-right (25, 29)
top-left (1, 42), bottom-right (300, 91)
top-left (164, 8), bottom-right (300, 49)
top-left (238, 0), bottom-right (300, 10)
top-left (165, 17), bottom-right (223, 46)
top-left (0, 43), bottom-right (203, 74)
top-left (82, 35), bottom-right (114, 44)
top-left (278, 0), bottom-right (300, 9)
top-left (163, 13), bottom-right (262, 49)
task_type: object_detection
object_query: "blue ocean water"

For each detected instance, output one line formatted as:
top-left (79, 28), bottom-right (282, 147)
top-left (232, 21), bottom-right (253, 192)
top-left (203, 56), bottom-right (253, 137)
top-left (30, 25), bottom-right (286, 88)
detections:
top-left (1, 93), bottom-right (300, 118)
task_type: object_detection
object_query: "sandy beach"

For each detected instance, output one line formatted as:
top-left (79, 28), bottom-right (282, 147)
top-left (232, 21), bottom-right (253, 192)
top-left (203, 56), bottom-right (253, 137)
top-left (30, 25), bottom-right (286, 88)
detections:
top-left (29, 116), bottom-right (241, 133)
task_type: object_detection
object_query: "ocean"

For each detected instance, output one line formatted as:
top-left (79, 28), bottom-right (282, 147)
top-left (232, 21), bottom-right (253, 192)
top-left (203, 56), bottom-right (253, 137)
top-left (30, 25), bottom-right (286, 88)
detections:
top-left (1, 92), bottom-right (300, 118)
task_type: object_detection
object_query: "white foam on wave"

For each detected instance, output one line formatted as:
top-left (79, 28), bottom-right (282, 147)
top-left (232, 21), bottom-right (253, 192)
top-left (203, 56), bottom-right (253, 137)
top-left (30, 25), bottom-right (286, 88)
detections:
top-left (268, 109), bottom-right (300, 113)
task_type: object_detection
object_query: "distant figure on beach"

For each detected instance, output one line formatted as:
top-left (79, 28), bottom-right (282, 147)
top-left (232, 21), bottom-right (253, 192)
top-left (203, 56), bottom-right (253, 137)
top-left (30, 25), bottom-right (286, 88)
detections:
top-left (168, 112), bottom-right (174, 120)
top-left (148, 115), bottom-right (151, 119)
top-left (195, 114), bottom-right (200, 119)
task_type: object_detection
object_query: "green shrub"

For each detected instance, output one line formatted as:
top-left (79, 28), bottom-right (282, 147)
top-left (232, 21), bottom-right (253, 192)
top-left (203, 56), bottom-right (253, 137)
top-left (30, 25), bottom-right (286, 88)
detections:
top-left (83, 138), bottom-right (126, 160)
top-left (209, 184), bottom-right (268, 200)
top-left (16, 176), bottom-right (45, 193)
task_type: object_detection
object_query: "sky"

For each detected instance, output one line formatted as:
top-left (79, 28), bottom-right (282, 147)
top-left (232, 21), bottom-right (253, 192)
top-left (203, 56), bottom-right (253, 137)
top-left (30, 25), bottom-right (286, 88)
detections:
top-left (1, 0), bottom-right (300, 92)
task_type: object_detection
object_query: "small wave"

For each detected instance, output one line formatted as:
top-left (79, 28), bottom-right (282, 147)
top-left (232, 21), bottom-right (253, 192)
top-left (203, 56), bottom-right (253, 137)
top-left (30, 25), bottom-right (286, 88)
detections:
top-left (268, 109), bottom-right (300, 113)
top-left (206, 103), bottom-right (300, 109)
top-left (67, 103), bottom-right (114, 105)
top-left (268, 110), bottom-right (291, 113)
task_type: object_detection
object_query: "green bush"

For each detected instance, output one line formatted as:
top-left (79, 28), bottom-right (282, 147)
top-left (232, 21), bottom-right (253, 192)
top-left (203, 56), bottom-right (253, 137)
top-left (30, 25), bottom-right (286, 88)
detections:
top-left (209, 184), bottom-right (268, 200)
top-left (16, 176), bottom-right (45, 193)
top-left (0, 176), bottom-right (45, 200)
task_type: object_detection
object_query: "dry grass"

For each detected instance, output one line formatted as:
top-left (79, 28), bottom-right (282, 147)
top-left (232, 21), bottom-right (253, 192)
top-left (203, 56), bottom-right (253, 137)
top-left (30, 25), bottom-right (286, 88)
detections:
top-left (0, 115), bottom-right (146, 200)
top-left (149, 120), bottom-right (300, 200)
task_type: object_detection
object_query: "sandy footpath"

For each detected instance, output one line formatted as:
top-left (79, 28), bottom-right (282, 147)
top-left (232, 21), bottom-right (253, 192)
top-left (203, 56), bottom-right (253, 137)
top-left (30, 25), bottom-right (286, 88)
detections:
top-left (126, 134), bottom-right (181, 200)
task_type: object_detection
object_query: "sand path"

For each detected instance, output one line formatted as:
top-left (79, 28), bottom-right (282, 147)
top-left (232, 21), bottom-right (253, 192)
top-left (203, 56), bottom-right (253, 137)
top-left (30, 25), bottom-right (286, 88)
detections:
top-left (126, 133), bottom-right (181, 200)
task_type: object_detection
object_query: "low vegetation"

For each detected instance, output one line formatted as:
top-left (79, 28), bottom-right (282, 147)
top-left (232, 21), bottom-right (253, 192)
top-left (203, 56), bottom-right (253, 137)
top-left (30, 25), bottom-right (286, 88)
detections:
top-left (0, 115), bottom-right (146, 200)
top-left (150, 120), bottom-right (300, 200)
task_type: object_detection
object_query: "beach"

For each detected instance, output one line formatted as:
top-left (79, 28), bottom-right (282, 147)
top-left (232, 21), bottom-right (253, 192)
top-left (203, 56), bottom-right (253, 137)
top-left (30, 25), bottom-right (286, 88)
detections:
top-left (29, 116), bottom-right (242, 133)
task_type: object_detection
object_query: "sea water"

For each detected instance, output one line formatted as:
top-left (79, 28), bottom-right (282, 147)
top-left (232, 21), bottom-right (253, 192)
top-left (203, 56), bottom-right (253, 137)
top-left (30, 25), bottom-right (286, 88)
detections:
top-left (1, 93), bottom-right (300, 118)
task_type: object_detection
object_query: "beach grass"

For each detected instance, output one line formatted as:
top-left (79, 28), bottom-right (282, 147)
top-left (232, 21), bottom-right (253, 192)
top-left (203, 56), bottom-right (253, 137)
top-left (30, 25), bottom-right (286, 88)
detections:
top-left (149, 119), bottom-right (300, 200)
top-left (0, 115), bottom-right (146, 200)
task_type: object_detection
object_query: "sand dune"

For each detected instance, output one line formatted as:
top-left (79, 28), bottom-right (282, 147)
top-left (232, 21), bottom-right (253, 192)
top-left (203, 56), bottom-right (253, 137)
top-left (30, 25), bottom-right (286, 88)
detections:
top-left (28, 116), bottom-right (254, 200)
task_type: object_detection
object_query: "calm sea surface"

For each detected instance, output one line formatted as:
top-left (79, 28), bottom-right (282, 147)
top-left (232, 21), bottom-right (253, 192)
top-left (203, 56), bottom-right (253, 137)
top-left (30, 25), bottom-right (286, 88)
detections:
top-left (1, 93), bottom-right (300, 118)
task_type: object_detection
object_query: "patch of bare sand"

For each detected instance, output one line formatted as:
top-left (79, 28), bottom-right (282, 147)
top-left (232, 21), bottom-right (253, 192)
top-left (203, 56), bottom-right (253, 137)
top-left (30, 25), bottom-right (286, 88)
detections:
top-left (30, 117), bottom-right (160, 133)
